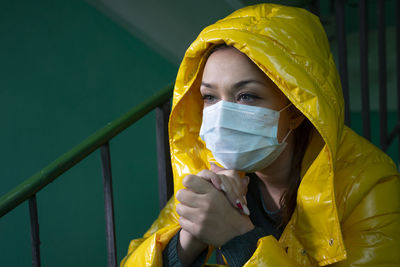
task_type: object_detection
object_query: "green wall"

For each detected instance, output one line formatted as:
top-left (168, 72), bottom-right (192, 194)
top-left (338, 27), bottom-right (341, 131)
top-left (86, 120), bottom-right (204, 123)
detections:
top-left (0, 1), bottom-right (176, 266)
top-left (1, 1), bottom-right (399, 266)
top-left (326, 0), bottom-right (399, 164)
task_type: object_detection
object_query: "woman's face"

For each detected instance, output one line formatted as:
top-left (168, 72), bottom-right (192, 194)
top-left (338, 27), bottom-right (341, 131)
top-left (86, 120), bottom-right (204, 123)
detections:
top-left (200, 47), bottom-right (293, 142)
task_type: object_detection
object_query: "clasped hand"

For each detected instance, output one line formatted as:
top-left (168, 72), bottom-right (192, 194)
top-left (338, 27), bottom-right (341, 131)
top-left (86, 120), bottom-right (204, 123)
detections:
top-left (176, 165), bottom-right (254, 248)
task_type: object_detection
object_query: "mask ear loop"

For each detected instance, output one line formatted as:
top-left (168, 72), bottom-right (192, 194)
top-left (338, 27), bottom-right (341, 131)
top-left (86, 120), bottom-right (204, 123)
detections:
top-left (278, 102), bottom-right (292, 113)
top-left (281, 128), bottom-right (293, 143)
top-left (279, 102), bottom-right (293, 144)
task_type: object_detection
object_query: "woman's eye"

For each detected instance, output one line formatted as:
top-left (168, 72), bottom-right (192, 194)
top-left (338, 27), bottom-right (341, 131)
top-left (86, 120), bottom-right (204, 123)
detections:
top-left (202, 94), bottom-right (217, 103)
top-left (238, 93), bottom-right (260, 103)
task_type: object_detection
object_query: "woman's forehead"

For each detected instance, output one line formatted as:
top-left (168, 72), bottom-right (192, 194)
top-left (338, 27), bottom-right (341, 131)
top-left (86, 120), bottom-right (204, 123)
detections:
top-left (201, 48), bottom-right (283, 95)
top-left (202, 48), bottom-right (267, 82)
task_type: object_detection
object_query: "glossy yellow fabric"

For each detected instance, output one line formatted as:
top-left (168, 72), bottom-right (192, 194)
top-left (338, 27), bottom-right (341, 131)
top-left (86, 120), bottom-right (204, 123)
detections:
top-left (121, 4), bottom-right (400, 266)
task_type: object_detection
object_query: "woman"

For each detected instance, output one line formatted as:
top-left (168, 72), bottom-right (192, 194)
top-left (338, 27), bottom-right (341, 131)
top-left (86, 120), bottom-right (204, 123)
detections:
top-left (121, 4), bottom-right (400, 266)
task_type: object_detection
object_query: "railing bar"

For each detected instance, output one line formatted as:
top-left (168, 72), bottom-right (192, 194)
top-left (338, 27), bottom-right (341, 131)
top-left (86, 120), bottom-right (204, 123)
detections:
top-left (29, 195), bottom-right (41, 267)
top-left (308, 0), bottom-right (320, 17)
top-left (378, 0), bottom-right (387, 149)
top-left (0, 84), bottom-right (174, 217)
top-left (156, 101), bottom-right (174, 210)
top-left (386, 122), bottom-right (400, 148)
top-left (100, 142), bottom-right (117, 267)
top-left (397, 0), bottom-right (400, 163)
top-left (335, 0), bottom-right (351, 126)
top-left (359, 0), bottom-right (371, 140)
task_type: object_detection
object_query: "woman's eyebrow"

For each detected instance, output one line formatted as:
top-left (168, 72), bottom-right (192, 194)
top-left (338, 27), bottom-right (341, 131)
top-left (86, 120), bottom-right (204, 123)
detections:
top-left (201, 82), bottom-right (214, 88)
top-left (233, 79), bottom-right (265, 89)
top-left (201, 80), bottom-right (265, 89)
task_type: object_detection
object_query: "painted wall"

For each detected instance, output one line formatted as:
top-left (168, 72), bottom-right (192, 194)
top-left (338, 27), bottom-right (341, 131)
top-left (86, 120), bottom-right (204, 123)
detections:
top-left (0, 1), bottom-right (176, 266)
top-left (1, 1), bottom-right (398, 266)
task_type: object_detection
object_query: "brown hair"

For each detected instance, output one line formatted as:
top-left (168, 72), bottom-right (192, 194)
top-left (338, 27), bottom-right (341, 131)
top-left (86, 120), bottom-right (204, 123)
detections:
top-left (207, 44), bottom-right (313, 228)
top-left (279, 116), bottom-right (312, 228)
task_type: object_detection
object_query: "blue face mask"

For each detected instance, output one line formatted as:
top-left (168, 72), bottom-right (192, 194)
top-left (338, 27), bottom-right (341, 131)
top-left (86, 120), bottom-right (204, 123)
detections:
top-left (199, 100), bottom-right (292, 172)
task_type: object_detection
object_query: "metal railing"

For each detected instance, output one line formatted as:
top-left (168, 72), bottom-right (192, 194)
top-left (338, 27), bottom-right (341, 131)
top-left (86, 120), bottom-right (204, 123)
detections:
top-left (334, 0), bottom-right (400, 153)
top-left (1, 1), bottom-right (400, 266)
top-left (0, 84), bottom-right (174, 267)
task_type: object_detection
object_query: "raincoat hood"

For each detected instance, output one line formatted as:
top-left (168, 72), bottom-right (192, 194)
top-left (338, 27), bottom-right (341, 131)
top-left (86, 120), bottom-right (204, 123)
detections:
top-left (169, 4), bottom-right (345, 264)
top-left (121, 4), bottom-right (400, 267)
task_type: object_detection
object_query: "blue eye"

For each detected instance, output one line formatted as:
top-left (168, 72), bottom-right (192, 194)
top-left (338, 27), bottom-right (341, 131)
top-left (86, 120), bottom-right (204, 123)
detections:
top-left (202, 94), bottom-right (217, 104)
top-left (237, 93), bottom-right (260, 103)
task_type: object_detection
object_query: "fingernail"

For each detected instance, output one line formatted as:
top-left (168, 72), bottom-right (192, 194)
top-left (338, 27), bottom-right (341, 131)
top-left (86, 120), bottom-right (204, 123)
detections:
top-left (236, 199), bottom-right (243, 211)
top-left (236, 200), bottom-right (250, 216)
top-left (242, 204), bottom-right (250, 216)
top-left (220, 183), bottom-right (227, 192)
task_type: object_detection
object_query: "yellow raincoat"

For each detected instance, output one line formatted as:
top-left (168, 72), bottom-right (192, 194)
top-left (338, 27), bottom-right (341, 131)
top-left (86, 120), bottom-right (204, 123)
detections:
top-left (121, 4), bottom-right (400, 266)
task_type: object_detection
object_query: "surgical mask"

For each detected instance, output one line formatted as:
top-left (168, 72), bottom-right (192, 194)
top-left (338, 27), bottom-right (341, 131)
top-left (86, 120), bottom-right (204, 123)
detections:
top-left (199, 100), bottom-right (292, 172)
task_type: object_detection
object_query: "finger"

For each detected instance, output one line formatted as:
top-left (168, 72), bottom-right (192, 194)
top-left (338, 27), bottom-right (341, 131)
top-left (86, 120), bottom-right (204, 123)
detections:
top-left (213, 170), bottom-right (248, 205)
top-left (218, 174), bottom-right (241, 207)
top-left (235, 199), bottom-right (250, 216)
top-left (179, 216), bottom-right (198, 237)
top-left (176, 189), bottom-right (200, 208)
top-left (176, 203), bottom-right (200, 222)
top-left (183, 174), bottom-right (213, 194)
top-left (241, 176), bottom-right (250, 205)
top-left (197, 169), bottom-right (222, 190)
top-left (218, 174), bottom-right (250, 215)
top-left (242, 176), bottom-right (250, 187)
top-left (210, 162), bottom-right (225, 173)
top-left (218, 171), bottom-right (246, 199)
top-left (211, 166), bottom-right (248, 198)
top-left (217, 170), bottom-right (241, 186)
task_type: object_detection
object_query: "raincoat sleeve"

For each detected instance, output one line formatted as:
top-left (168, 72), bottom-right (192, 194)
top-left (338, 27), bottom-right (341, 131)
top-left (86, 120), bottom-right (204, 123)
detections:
top-left (243, 236), bottom-right (298, 266)
top-left (244, 175), bottom-right (400, 267)
top-left (332, 174), bottom-right (400, 266)
top-left (120, 197), bottom-right (181, 267)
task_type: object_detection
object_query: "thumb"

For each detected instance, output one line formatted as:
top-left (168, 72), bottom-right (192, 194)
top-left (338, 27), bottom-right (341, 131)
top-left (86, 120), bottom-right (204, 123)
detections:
top-left (197, 169), bottom-right (222, 191)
